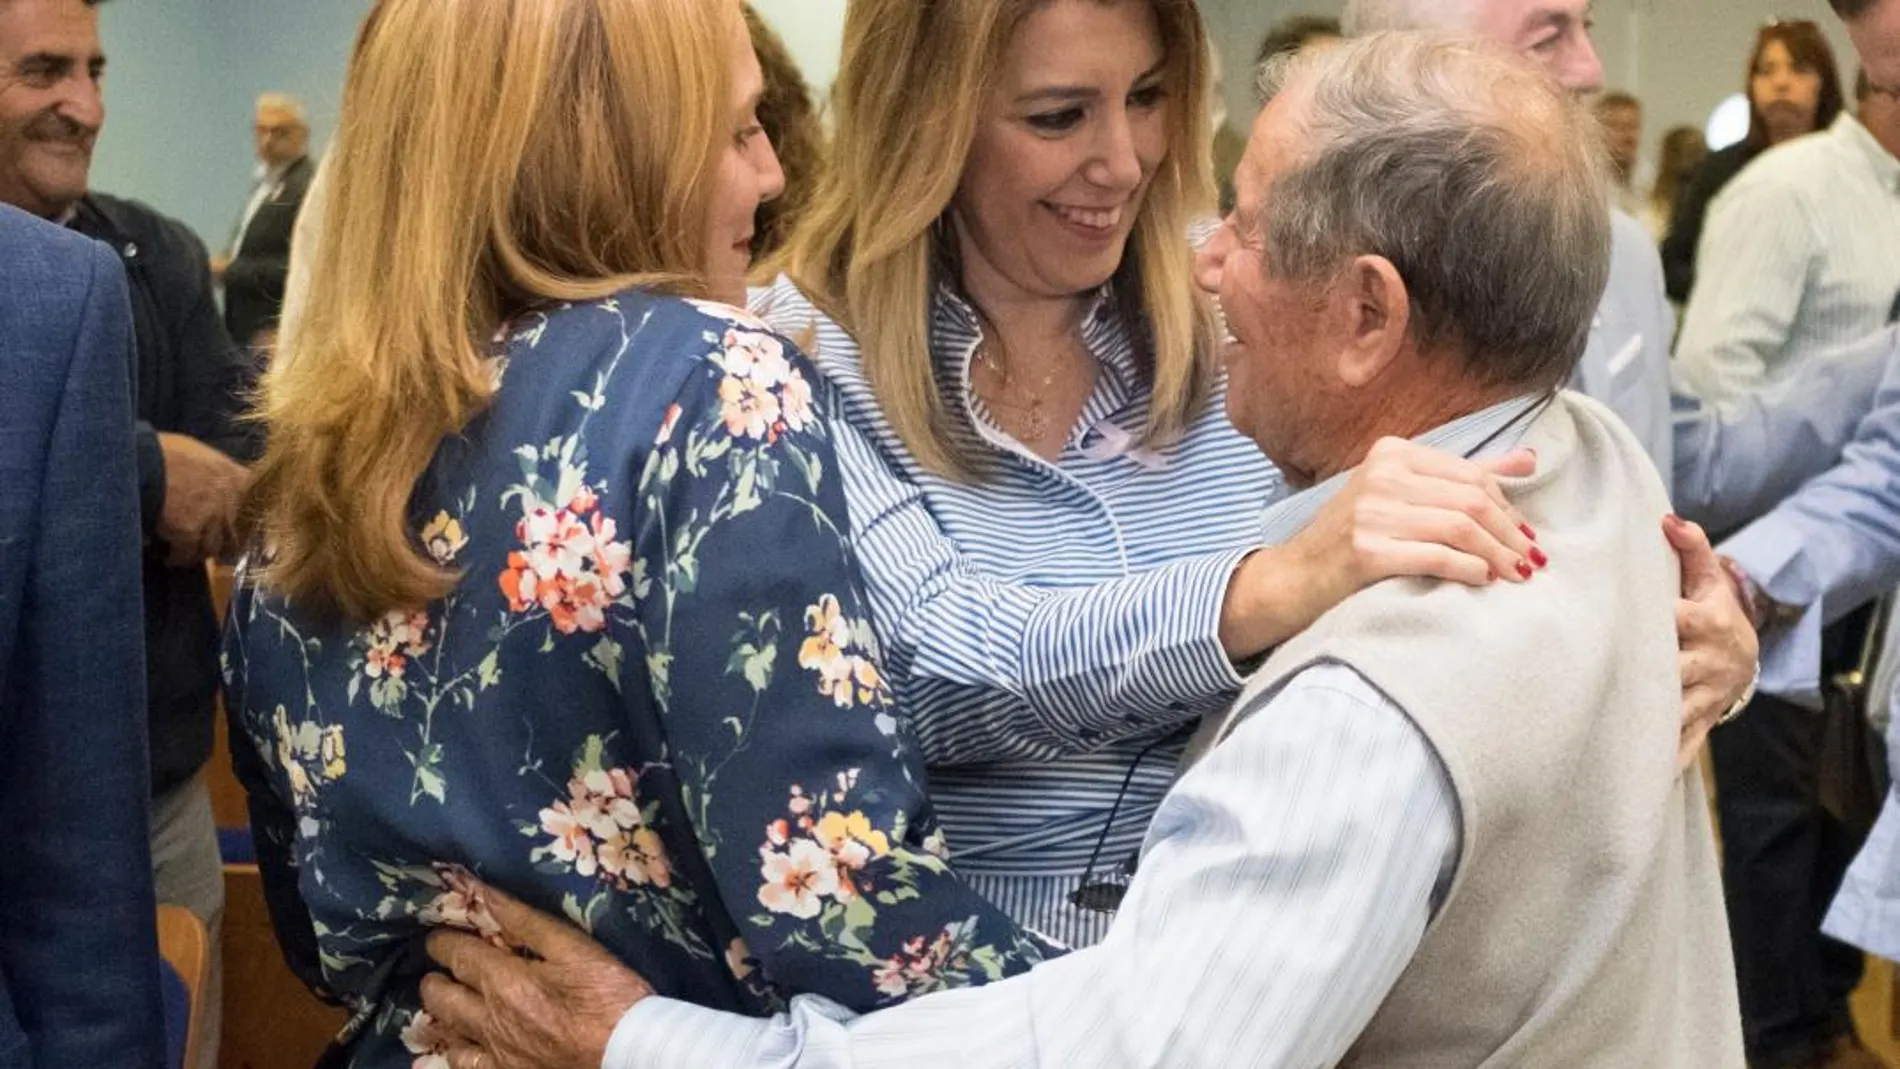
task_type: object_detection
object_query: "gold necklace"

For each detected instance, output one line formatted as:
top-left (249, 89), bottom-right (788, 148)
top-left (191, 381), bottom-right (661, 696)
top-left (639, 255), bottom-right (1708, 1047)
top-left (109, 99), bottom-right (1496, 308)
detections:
top-left (975, 341), bottom-right (1065, 442)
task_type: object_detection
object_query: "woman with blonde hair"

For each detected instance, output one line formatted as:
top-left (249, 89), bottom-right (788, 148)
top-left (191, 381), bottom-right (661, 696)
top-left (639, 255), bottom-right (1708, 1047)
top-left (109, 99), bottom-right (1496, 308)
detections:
top-left (745, 0), bottom-right (1759, 950)
top-left (756, 0), bottom-right (1561, 947)
top-left (222, 0), bottom-right (1053, 1063)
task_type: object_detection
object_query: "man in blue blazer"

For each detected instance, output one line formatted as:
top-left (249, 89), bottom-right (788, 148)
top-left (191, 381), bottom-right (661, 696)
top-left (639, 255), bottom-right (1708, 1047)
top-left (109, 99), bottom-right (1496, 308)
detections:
top-left (0, 203), bottom-right (164, 1067)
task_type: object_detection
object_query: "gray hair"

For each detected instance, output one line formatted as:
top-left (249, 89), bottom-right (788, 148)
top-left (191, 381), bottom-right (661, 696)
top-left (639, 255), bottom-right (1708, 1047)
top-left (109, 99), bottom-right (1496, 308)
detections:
top-left (255, 92), bottom-right (308, 126)
top-left (1252, 33), bottom-right (1611, 392)
top-left (1339, 0), bottom-right (1473, 35)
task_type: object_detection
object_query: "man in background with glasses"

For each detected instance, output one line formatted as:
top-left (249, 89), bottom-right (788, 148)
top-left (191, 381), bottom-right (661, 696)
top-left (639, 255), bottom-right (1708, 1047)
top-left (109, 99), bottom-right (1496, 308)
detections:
top-left (213, 92), bottom-right (312, 354)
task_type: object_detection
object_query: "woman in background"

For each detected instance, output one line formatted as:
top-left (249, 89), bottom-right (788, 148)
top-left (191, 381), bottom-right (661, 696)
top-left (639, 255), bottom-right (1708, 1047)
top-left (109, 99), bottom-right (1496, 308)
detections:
top-left (223, 1), bottom-right (1054, 1064)
top-left (1661, 19), bottom-right (1843, 303)
top-left (745, 6), bottom-right (825, 263)
top-left (1646, 124), bottom-right (1707, 244)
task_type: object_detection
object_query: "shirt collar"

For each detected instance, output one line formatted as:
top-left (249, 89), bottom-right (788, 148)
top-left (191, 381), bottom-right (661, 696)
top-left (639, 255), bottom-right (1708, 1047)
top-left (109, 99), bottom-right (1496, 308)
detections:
top-left (1257, 393), bottom-right (1547, 546)
top-left (1832, 112), bottom-right (1900, 194)
top-left (255, 156), bottom-right (301, 187)
top-left (931, 283), bottom-right (1132, 391)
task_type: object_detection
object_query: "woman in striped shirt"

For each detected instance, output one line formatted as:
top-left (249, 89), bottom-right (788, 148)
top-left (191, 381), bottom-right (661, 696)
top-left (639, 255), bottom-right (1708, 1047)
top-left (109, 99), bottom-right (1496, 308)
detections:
top-left (753, 0), bottom-right (1554, 948)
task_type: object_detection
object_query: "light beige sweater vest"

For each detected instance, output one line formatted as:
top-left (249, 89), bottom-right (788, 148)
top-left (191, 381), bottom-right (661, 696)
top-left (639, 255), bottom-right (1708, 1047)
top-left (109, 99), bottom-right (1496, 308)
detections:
top-left (1208, 393), bottom-right (1744, 1067)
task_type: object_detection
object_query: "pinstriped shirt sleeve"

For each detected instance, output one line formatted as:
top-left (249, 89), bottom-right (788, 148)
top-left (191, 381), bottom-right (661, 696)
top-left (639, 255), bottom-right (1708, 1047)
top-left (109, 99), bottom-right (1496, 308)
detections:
top-left (829, 403), bottom-right (1256, 765)
top-left (1674, 172), bottom-right (1820, 402)
top-left (1671, 328), bottom-right (1894, 533)
top-left (603, 662), bottom-right (1460, 1069)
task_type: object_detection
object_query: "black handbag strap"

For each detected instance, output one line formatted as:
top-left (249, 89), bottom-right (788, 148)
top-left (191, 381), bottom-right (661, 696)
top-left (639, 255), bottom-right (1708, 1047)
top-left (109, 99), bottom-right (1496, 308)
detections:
top-left (1834, 594), bottom-right (1894, 694)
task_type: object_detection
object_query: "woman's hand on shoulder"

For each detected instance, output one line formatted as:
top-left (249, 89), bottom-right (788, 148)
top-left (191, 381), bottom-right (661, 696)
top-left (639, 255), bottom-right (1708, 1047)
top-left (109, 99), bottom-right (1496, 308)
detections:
top-left (1664, 514), bottom-right (1759, 771)
top-left (1220, 438), bottom-right (1543, 661)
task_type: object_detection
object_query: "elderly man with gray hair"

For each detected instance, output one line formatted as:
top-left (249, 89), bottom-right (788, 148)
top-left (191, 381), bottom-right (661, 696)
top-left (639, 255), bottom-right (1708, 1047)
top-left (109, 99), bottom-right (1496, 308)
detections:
top-left (409, 32), bottom-right (1744, 1069)
top-left (1340, 0), bottom-right (1675, 497)
top-left (216, 91), bottom-right (314, 350)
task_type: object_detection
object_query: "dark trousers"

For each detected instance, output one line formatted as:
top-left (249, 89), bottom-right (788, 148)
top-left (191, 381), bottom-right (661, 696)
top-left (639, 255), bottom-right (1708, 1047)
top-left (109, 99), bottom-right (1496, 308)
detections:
top-left (1711, 689), bottom-right (1870, 1067)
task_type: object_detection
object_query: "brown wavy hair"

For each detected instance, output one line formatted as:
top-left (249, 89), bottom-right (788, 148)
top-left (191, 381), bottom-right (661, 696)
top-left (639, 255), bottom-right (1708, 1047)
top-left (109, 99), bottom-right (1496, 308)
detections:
top-left (745, 6), bottom-right (825, 265)
top-left (1745, 20), bottom-right (1844, 151)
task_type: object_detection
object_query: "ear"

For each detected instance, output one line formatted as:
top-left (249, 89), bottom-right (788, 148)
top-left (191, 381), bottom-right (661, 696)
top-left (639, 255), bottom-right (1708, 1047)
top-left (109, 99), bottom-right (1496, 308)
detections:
top-left (1333, 255), bottom-right (1410, 389)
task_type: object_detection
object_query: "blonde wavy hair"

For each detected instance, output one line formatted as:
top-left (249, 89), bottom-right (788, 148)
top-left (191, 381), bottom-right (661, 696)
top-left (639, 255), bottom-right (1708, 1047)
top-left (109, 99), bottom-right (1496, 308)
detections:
top-left (246, 0), bottom-right (739, 623)
top-left (782, 0), bottom-right (1218, 480)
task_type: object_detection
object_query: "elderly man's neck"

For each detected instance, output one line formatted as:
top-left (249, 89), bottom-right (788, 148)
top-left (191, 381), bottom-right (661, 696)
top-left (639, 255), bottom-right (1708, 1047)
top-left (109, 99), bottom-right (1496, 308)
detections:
top-left (1317, 375), bottom-right (1535, 483)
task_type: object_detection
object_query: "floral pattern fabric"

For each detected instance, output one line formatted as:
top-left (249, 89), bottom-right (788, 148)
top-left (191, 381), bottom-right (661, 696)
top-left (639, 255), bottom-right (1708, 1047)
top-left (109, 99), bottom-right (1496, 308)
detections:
top-left (222, 290), bottom-right (1049, 1067)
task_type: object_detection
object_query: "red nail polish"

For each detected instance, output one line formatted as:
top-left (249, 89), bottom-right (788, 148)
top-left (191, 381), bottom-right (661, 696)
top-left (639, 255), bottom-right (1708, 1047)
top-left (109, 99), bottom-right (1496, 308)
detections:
top-left (1486, 567), bottom-right (1498, 582)
top-left (1529, 547), bottom-right (1549, 569)
top-left (1515, 561), bottom-right (1534, 580)
top-left (1520, 523), bottom-right (1538, 541)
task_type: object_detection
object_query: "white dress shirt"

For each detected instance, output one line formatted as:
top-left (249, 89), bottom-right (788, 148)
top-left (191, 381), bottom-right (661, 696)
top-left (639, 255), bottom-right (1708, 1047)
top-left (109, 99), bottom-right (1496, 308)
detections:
top-left (603, 662), bottom-right (1458, 1069)
top-left (229, 159), bottom-right (296, 259)
top-left (1577, 209), bottom-right (1675, 477)
top-left (1676, 113), bottom-right (1900, 403)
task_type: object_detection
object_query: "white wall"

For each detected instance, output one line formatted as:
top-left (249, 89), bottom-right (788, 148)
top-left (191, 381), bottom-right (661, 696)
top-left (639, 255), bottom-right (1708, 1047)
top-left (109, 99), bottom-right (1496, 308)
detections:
top-left (82, 0), bottom-right (1867, 245)
top-left (1200, 0), bottom-right (1859, 151)
top-left (91, 0), bottom-right (372, 246)
top-left (752, 0), bottom-right (851, 100)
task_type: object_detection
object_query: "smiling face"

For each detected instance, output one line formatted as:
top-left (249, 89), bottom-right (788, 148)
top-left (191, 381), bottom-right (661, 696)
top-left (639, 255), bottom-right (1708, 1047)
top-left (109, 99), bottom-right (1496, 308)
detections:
top-left (950, 0), bottom-right (1171, 306)
top-left (0, 0), bottom-right (104, 219)
top-left (704, 15), bottom-right (785, 305)
top-left (1195, 85), bottom-right (1350, 485)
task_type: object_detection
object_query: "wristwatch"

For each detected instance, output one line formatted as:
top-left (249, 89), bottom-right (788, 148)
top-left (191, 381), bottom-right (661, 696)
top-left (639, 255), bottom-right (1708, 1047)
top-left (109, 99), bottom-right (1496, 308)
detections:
top-left (1720, 661), bottom-right (1759, 725)
top-left (1713, 555), bottom-right (1775, 726)
top-left (1717, 555), bottom-right (1803, 634)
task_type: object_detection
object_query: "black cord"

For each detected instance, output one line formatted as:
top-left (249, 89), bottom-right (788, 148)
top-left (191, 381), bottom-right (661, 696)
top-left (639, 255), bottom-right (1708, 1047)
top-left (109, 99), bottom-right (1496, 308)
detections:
top-left (1068, 726), bottom-right (1190, 913)
top-left (1067, 394), bottom-right (1554, 915)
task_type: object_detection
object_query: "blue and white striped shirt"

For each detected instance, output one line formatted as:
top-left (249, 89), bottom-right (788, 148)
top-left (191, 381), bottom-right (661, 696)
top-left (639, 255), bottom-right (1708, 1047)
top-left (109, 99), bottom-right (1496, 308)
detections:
top-left (756, 276), bottom-right (1280, 948)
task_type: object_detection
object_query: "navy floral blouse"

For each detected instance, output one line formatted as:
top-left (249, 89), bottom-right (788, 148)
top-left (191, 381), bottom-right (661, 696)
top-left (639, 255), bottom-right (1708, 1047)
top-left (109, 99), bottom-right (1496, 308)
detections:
top-left (221, 291), bottom-right (1049, 1067)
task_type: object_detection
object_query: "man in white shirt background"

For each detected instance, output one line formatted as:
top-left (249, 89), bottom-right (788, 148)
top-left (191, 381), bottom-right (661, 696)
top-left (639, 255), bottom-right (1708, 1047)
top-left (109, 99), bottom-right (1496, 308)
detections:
top-left (1677, 75), bottom-right (1900, 403)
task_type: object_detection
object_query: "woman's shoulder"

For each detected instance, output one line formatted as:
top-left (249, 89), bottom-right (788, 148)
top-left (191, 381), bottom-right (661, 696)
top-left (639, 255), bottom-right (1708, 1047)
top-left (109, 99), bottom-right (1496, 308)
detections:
top-left (478, 290), bottom-right (820, 470)
top-left (749, 273), bottom-right (828, 327)
top-left (749, 275), bottom-right (864, 373)
top-left (492, 287), bottom-right (811, 420)
top-left (522, 288), bottom-right (783, 355)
